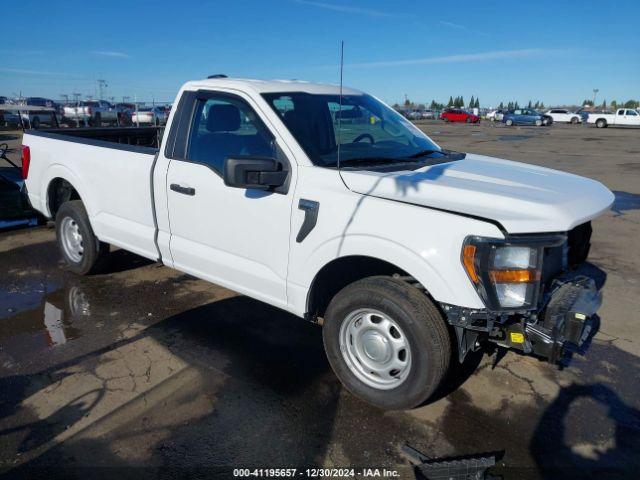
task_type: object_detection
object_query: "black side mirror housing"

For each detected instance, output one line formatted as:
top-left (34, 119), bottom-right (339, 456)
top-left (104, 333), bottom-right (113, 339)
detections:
top-left (223, 156), bottom-right (287, 191)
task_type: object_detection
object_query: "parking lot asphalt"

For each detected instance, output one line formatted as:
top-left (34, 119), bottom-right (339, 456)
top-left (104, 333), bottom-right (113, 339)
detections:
top-left (1, 122), bottom-right (639, 478)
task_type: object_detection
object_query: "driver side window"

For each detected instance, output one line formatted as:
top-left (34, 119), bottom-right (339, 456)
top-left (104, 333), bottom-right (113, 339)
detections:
top-left (186, 94), bottom-right (276, 174)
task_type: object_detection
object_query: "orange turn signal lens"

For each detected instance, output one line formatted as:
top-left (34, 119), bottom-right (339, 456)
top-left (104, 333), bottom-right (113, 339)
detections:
top-left (489, 269), bottom-right (541, 283)
top-left (463, 245), bottom-right (479, 283)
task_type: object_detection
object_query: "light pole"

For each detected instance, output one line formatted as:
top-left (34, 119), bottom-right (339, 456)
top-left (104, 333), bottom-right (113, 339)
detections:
top-left (592, 88), bottom-right (599, 106)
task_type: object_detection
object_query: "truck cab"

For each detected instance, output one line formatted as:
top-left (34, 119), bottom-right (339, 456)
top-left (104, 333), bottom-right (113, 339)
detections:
top-left (22, 77), bottom-right (614, 410)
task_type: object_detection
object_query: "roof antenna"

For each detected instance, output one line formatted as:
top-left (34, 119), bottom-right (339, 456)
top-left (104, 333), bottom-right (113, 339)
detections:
top-left (337, 40), bottom-right (344, 172)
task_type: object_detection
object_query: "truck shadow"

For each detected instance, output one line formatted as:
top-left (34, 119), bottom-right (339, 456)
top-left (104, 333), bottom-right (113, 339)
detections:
top-left (530, 383), bottom-right (640, 479)
top-left (0, 292), bottom-right (342, 475)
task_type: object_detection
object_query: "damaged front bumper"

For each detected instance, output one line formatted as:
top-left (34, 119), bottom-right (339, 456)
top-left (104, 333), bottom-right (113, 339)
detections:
top-left (441, 274), bottom-right (602, 365)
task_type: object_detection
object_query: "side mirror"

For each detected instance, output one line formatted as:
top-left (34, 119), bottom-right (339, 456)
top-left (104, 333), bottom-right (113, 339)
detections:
top-left (223, 156), bottom-right (287, 191)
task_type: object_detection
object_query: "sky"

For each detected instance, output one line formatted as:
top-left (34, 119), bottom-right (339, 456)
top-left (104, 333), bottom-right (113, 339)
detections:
top-left (1, 0), bottom-right (639, 107)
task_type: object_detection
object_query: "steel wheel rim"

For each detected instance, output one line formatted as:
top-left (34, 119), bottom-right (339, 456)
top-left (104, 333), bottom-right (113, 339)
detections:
top-left (60, 217), bottom-right (84, 263)
top-left (339, 308), bottom-right (412, 390)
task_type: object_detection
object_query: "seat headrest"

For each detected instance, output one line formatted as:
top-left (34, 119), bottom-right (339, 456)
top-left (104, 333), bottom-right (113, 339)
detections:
top-left (206, 104), bottom-right (241, 132)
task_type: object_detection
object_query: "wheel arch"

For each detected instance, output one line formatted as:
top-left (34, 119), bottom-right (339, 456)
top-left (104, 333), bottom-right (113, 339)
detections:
top-left (42, 165), bottom-right (94, 219)
top-left (306, 255), bottom-right (415, 320)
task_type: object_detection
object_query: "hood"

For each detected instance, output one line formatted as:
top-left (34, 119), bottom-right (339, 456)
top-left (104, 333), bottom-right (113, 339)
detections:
top-left (340, 153), bottom-right (614, 233)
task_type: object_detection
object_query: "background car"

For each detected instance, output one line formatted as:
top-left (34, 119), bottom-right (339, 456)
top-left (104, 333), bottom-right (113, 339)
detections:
top-left (545, 109), bottom-right (581, 124)
top-left (25, 97), bottom-right (64, 118)
top-left (440, 108), bottom-right (480, 123)
top-left (131, 106), bottom-right (167, 125)
top-left (502, 108), bottom-right (553, 126)
top-left (420, 109), bottom-right (435, 119)
top-left (486, 109), bottom-right (507, 122)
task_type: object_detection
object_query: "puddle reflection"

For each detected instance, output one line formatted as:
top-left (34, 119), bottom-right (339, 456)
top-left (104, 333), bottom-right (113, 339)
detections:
top-left (0, 285), bottom-right (91, 354)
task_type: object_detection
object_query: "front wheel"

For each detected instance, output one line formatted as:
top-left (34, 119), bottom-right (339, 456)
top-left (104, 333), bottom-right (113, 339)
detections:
top-left (505, 118), bottom-right (514, 126)
top-left (596, 119), bottom-right (607, 128)
top-left (323, 276), bottom-right (451, 410)
top-left (535, 119), bottom-right (543, 126)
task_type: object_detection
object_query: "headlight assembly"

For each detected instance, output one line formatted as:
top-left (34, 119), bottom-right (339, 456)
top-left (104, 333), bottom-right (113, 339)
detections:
top-left (462, 235), bottom-right (564, 311)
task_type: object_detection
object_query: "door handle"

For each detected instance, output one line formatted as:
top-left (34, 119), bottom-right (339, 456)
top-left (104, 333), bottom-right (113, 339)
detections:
top-left (170, 184), bottom-right (196, 196)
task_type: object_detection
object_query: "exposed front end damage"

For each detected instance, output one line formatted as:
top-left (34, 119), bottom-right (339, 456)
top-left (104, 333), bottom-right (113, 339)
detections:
top-left (442, 222), bottom-right (601, 365)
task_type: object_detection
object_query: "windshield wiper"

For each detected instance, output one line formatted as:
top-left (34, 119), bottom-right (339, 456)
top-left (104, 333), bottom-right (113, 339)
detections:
top-left (330, 156), bottom-right (407, 167)
top-left (408, 149), bottom-right (442, 159)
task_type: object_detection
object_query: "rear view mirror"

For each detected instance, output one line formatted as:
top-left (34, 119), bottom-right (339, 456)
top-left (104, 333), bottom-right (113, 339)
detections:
top-left (223, 157), bottom-right (287, 191)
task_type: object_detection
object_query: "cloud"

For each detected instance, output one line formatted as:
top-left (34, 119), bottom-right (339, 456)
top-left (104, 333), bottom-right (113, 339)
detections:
top-left (91, 50), bottom-right (131, 59)
top-left (293, 0), bottom-right (402, 18)
top-left (0, 67), bottom-right (77, 77)
top-left (439, 20), bottom-right (466, 30)
top-left (342, 48), bottom-right (563, 68)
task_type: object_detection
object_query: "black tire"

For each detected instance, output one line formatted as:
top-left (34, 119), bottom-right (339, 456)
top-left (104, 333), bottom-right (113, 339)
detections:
top-left (505, 118), bottom-right (514, 126)
top-left (323, 276), bottom-right (451, 410)
top-left (570, 116), bottom-right (579, 124)
top-left (55, 200), bottom-right (109, 275)
top-left (596, 119), bottom-right (607, 128)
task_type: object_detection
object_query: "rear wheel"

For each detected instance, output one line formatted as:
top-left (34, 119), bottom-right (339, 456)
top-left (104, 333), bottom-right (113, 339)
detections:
top-left (323, 276), bottom-right (451, 410)
top-left (571, 116), bottom-right (579, 124)
top-left (506, 118), bottom-right (514, 126)
top-left (535, 119), bottom-right (543, 126)
top-left (55, 200), bottom-right (109, 275)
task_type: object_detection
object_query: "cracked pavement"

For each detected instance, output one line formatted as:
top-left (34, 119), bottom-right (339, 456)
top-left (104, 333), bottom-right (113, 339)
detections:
top-left (1, 123), bottom-right (639, 479)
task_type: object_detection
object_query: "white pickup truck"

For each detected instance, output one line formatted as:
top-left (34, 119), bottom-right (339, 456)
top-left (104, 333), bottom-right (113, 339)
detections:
top-left (588, 108), bottom-right (640, 128)
top-left (22, 77), bottom-right (614, 409)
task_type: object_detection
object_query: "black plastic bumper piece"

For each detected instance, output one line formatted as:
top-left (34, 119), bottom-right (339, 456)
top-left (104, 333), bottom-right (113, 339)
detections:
top-left (526, 276), bottom-right (601, 363)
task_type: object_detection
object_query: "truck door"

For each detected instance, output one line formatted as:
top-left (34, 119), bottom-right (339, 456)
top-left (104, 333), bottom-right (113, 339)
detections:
top-left (164, 90), bottom-right (294, 308)
top-left (622, 109), bottom-right (639, 125)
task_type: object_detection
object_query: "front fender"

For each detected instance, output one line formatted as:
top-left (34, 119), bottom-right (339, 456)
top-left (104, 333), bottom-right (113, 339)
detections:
top-left (295, 233), bottom-right (487, 312)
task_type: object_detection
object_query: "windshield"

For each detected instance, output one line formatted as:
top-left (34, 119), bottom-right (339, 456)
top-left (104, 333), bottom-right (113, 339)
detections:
top-left (262, 92), bottom-right (440, 167)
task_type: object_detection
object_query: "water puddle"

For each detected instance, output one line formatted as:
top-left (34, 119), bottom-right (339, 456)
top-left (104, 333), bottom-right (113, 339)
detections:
top-left (0, 284), bottom-right (93, 356)
top-left (612, 191), bottom-right (640, 215)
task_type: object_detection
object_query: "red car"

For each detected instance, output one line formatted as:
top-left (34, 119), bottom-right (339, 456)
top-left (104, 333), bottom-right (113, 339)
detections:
top-left (440, 108), bottom-right (480, 123)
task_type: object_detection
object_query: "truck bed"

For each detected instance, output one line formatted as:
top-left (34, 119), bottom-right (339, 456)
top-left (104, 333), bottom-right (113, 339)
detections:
top-left (31, 126), bottom-right (163, 152)
top-left (23, 126), bottom-right (164, 261)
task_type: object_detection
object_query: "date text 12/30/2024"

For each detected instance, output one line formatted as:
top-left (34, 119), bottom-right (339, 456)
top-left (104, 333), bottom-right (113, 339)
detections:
top-left (233, 468), bottom-right (401, 478)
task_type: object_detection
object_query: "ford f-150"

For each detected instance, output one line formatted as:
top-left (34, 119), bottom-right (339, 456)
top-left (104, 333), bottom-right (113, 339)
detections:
top-left (22, 77), bottom-right (614, 409)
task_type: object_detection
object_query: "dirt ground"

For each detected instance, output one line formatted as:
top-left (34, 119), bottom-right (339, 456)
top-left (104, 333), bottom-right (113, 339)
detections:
top-left (1, 122), bottom-right (639, 479)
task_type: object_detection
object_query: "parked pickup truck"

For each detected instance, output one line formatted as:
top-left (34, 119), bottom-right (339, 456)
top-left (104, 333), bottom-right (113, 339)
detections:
top-left (22, 77), bottom-right (614, 410)
top-left (588, 108), bottom-right (640, 128)
top-left (63, 100), bottom-right (122, 126)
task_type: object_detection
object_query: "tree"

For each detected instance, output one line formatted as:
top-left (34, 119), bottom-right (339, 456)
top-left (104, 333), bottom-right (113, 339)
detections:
top-left (474, 98), bottom-right (480, 108)
top-left (507, 101), bottom-right (513, 110)
top-left (416, 103), bottom-right (426, 110)
top-left (582, 99), bottom-right (594, 106)
top-left (624, 99), bottom-right (639, 109)
top-left (527, 100), bottom-right (532, 108)
top-left (601, 99), bottom-right (607, 109)
top-left (514, 101), bottom-right (520, 109)
top-left (534, 101), bottom-right (540, 109)
top-left (447, 96), bottom-right (454, 107)
top-left (540, 101), bottom-right (544, 109)
top-left (459, 96), bottom-right (464, 108)
top-left (468, 95), bottom-right (475, 109)
top-left (611, 100), bottom-right (618, 109)
top-left (404, 98), bottom-right (412, 108)
top-left (499, 101), bottom-right (504, 109)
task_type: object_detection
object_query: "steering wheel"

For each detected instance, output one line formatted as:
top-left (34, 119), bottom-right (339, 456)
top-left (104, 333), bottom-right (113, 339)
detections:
top-left (353, 133), bottom-right (375, 144)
